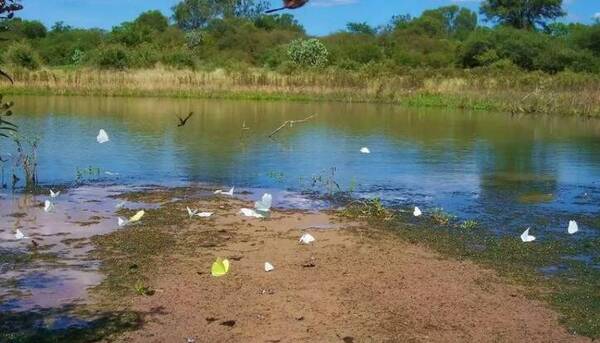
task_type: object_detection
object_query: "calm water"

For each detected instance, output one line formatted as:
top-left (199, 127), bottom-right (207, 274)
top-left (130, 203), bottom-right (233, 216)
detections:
top-left (1, 95), bottom-right (600, 311)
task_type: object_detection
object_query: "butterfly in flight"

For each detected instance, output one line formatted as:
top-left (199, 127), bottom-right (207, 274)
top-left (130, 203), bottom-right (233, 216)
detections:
top-left (177, 112), bottom-right (194, 127)
top-left (266, 0), bottom-right (309, 13)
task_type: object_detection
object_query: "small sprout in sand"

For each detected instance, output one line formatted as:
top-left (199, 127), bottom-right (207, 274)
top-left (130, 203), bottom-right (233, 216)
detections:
top-left (211, 258), bottom-right (230, 277)
top-left (134, 281), bottom-right (155, 296)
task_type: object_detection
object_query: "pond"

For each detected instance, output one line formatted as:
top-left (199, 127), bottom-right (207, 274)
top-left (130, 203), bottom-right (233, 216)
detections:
top-left (1, 95), bottom-right (600, 311)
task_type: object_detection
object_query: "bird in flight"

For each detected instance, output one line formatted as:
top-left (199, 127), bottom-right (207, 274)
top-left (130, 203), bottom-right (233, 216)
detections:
top-left (266, 0), bottom-right (309, 13)
top-left (177, 112), bottom-right (194, 127)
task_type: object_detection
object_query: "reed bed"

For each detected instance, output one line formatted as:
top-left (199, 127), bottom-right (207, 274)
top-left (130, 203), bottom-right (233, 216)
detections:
top-left (1, 67), bottom-right (599, 116)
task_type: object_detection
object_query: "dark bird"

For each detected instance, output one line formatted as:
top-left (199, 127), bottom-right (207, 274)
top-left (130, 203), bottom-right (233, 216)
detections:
top-left (177, 112), bottom-right (194, 127)
top-left (266, 0), bottom-right (309, 13)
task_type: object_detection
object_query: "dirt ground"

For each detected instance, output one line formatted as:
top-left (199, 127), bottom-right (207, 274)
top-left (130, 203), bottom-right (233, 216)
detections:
top-left (111, 199), bottom-right (589, 343)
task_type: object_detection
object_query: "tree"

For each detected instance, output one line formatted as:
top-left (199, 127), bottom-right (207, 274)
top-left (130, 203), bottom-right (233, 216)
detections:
top-left (21, 20), bottom-right (46, 38)
top-left (346, 22), bottom-right (376, 35)
top-left (421, 5), bottom-right (477, 38)
top-left (480, 0), bottom-right (565, 30)
top-left (172, 0), bottom-right (268, 30)
top-left (135, 10), bottom-right (169, 32)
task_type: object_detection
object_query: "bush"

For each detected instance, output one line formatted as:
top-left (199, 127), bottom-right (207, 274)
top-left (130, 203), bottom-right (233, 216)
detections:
top-left (4, 42), bottom-right (41, 70)
top-left (287, 38), bottom-right (329, 68)
top-left (161, 48), bottom-right (195, 69)
top-left (94, 45), bottom-right (130, 69)
top-left (128, 43), bottom-right (159, 68)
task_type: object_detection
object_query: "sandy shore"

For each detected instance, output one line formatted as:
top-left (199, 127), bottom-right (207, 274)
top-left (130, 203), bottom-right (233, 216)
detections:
top-left (96, 194), bottom-right (588, 343)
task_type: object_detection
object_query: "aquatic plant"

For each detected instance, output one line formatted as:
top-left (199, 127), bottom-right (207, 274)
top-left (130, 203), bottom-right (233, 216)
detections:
top-left (75, 165), bottom-right (102, 183)
top-left (12, 133), bottom-right (38, 190)
top-left (430, 208), bottom-right (456, 226)
top-left (460, 220), bottom-right (480, 230)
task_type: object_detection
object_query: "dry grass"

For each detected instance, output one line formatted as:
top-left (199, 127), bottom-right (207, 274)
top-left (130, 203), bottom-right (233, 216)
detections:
top-left (1, 67), bottom-right (599, 116)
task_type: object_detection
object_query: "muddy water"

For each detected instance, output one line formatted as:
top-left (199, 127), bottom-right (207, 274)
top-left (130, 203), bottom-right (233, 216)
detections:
top-left (1, 95), bottom-right (600, 311)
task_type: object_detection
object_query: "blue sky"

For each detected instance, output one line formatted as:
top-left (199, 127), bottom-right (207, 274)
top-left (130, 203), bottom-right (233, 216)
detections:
top-left (17, 0), bottom-right (600, 36)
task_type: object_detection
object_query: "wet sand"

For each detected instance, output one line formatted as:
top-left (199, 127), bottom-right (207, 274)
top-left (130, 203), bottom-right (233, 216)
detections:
top-left (108, 197), bottom-right (588, 343)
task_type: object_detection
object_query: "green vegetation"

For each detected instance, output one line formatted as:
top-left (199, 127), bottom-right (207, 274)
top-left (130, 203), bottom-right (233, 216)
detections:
top-left (0, 1), bottom-right (598, 82)
top-left (0, 0), bottom-right (597, 115)
top-left (343, 202), bottom-right (600, 339)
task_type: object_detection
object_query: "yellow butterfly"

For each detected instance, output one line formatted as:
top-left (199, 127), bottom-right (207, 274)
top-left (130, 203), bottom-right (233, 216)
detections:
top-left (211, 257), bottom-right (230, 277)
top-left (129, 210), bottom-right (145, 223)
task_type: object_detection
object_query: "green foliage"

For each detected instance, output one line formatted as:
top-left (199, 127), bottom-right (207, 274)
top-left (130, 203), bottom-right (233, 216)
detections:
top-left (480, 0), bottom-right (565, 30)
top-left (94, 45), bottom-right (130, 70)
top-left (346, 22), bottom-right (376, 35)
top-left (172, 0), bottom-right (268, 30)
top-left (4, 42), bottom-right (41, 70)
top-left (0, 96), bottom-right (17, 140)
top-left (0, 2), bottom-right (598, 76)
top-left (287, 38), bottom-right (329, 68)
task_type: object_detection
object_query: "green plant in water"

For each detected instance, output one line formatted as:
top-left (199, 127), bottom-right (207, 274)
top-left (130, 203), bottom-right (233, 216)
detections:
top-left (310, 167), bottom-right (341, 197)
top-left (460, 220), bottom-right (480, 230)
top-left (75, 166), bottom-right (102, 183)
top-left (342, 198), bottom-right (393, 221)
top-left (266, 170), bottom-right (285, 183)
top-left (13, 133), bottom-right (39, 191)
top-left (431, 208), bottom-right (456, 226)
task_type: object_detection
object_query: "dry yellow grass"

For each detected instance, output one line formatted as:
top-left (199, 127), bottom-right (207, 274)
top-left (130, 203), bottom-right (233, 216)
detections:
top-left (1, 67), bottom-right (599, 116)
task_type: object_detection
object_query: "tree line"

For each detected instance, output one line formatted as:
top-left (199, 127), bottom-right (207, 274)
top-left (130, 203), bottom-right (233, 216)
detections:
top-left (0, 0), bottom-right (599, 74)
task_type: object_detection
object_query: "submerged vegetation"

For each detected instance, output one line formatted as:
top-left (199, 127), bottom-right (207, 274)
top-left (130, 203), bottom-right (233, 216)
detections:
top-left (0, 0), bottom-right (599, 115)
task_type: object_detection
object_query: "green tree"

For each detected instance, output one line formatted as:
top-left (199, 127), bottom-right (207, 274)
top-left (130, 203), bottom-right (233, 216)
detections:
top-left (346, 22), bottom-right (376, 35)
top-left (135, 10), bottom-right (169, 32)
top-left (480, 0), bottom-right (565, 30)
top-left (421, 6), bottom-right (477, 38)
top-left (172, 0), bottom-right (267, 30)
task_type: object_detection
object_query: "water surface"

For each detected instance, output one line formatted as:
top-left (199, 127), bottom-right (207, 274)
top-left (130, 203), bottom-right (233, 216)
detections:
top-left (1, 95), bottom-right (600, 311)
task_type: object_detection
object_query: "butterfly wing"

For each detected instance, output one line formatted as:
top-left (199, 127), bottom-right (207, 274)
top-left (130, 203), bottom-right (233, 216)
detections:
top-left (129, 210), bottom-right (145, 222)
top-left (211, 258), bottom-right (230, 277)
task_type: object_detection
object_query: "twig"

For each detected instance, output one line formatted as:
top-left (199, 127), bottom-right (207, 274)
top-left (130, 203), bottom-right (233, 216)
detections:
top-left (268, 114), bottom-right (316, 138)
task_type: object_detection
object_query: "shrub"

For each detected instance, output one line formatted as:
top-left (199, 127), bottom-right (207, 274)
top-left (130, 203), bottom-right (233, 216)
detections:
top-left (287, 38), bottom-right (329, 68)
top-left (4, 42), bottom-right (41, 70)
top-left (94, 44), bottom-right (129, 69)
top-left (161, 48), bottom-right (195, 69)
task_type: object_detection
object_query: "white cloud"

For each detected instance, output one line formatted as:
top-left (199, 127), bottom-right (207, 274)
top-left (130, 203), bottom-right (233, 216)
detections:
top-left (594, 12), bottom-right (600, 20)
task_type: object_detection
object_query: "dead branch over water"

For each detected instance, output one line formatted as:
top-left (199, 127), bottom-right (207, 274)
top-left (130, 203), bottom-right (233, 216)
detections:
top-left (268, 114), bottom-right (316, 138)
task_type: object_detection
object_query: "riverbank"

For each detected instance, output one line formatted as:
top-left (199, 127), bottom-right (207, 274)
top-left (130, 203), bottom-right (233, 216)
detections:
top-left (79, 188), bottom-right (590, 342)
top-left (1, 67), bottom-right (599, 117)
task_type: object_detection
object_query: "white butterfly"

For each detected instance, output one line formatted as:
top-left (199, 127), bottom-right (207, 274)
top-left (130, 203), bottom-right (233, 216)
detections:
top-left (187, 207), bottom-right (198, 218)
top-left (197, 212), bottom-right (214, 218)
top-left (118, 217), bottom-right (128, 227)
top-left (413, 206), bottom-right (422, 217)
top-left (520, 228), bottom-right (536, 243)
top-left (50, 189), bottom-right (60, 198)
top-left (96, 129), bottom-right (110, 144)
top-left (15, 229), bottom-right (29, 240)
top-left (299, 233), bottom-right (315, 244)
top-left (115, 201), bottom-right (126, 209)
top-left (360, 147), bottom-right (371, 154)
top-left (215, 187), bottom-right (234, 196)
top-left (264, 262), bottom-right (274, 272)
top-left (44, 200), bottom-right (55, 213)
top-left (105, 171), bottom-right (119, 176)
top-left (239, 208), bottom-right (264, 218)
top-left (255, 193), bottom-right (272, 212)
top-left (568, 220), bottom-right (579, 235)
